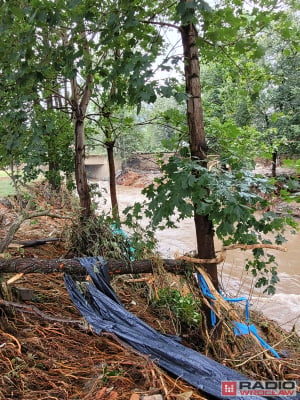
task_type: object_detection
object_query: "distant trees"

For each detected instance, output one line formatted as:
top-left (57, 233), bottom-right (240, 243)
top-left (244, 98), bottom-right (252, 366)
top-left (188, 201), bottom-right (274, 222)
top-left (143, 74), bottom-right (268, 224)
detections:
top-left (254, 15), bottom-right (300, 175)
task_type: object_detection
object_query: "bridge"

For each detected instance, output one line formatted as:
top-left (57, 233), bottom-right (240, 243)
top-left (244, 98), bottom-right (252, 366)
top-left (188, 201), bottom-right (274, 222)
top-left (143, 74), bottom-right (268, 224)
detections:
top-left (84, 154), bottom-right (122, 180)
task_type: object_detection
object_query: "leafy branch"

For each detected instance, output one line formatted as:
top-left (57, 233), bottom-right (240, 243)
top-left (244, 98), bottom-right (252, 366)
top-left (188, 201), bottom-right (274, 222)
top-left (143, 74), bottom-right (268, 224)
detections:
top-left (124, 156), bottom-right (298, 294)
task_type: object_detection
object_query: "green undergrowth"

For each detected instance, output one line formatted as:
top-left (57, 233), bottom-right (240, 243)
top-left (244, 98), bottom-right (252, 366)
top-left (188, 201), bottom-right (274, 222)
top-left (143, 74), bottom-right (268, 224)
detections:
top-left (152, 287), bottom-right (202, 333)
top-left (66, 213), bottom-right (155, 262)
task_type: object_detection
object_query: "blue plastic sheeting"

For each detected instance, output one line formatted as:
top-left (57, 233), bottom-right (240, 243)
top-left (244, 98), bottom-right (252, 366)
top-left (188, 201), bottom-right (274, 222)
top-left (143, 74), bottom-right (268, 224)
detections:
top-left (110, 224), bottom-right (135, 260)
top-left (197, 273), bottom-right (251, 323)
top-left (64, 257), bottom-right (298, 400)
top-left (233, 322), bottom-right (280, 359)
top-left (197, 273), bottom-right (280, 358)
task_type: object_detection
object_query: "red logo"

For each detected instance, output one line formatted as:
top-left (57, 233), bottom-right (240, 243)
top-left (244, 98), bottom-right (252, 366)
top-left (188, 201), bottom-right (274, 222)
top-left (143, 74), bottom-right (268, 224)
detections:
top-left (222, 381), bottom-right (237, 396)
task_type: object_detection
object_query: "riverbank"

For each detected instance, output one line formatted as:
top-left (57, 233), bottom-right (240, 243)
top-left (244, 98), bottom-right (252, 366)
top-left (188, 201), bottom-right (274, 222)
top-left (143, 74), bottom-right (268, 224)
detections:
top-left (0, 183), bottom-right (299, 398)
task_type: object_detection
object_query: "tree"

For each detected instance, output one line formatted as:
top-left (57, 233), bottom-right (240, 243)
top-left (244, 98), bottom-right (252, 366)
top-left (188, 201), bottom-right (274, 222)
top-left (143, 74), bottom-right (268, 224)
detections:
top-left (0, 0), bottom-right (164, 218)
top-left (0, 1), bottom-right (75, 192)
top-left (253, 14), bottom-right (300, 176)
top-left (178, 1), bottom-right (218, 288)
top-left (125, 0), bottom-right (297, 301)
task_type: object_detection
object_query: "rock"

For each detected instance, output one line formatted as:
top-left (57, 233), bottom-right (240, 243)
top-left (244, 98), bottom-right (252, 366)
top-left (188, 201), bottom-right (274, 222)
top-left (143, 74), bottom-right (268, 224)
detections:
top-left (0, 198), bottom-right (13, 209)
top-left (176, 391), bottom-right (193, 399)
top-left (142, 395), bottom-right (164, 400)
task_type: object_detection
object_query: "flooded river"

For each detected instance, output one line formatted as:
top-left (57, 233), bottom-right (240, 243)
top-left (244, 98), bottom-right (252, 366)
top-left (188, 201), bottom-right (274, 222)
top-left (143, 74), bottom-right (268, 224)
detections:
top-left (96, 182), bottom-right (300, 334)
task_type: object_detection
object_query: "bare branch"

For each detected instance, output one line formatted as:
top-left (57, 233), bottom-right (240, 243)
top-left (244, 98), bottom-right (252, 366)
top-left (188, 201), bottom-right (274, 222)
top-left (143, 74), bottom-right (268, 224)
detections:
top-left (223, 244), bottom-right (287, 252)
top-left (0, 300), bottom-right (84, 327)
top-left (0, 210), bottom-right (70, 253)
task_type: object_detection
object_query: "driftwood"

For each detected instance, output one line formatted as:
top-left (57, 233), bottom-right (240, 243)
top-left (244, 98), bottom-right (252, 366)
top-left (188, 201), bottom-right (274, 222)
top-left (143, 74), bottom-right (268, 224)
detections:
top-left (175, 243), bottom-right (287, 265)
top-left (0, 257), bottom-right (190, 276)
top-left (0, 299), bottom-right (84, 326)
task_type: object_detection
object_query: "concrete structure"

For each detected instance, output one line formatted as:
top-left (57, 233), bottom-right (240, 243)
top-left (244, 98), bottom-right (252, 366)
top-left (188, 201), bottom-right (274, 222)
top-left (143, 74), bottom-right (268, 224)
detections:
top-left (85, 154), bottom-right (122, 180)
top-left (85, 152), bottom-right (172, 180)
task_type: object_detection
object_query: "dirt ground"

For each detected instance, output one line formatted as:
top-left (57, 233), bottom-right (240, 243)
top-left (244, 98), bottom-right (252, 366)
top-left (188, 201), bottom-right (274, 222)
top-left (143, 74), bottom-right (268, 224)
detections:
top-left (0, 183), bottom-right (299, 399)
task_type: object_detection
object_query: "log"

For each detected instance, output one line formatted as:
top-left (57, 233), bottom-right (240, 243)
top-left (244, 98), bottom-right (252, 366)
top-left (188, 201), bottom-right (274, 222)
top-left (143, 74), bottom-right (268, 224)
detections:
top-left (0, 257), bottom-right (191, 276)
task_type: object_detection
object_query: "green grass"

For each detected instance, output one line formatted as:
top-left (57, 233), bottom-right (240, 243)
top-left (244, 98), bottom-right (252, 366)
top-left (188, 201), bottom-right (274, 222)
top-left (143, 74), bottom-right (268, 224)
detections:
top-left (0, 176), bottom-right (15, 197)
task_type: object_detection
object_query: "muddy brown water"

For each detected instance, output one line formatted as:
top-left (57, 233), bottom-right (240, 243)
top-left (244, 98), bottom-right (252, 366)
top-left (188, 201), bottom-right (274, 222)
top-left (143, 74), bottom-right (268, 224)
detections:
top-left (96, 182), bottom-right (300, 334)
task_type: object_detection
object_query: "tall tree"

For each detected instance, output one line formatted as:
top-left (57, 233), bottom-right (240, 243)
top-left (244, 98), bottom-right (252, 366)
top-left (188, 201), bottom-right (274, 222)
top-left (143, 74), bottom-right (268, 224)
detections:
top-left (125, 0), bottom-right (297, 302)
top-left (179, 0), bottom-right (218, 288)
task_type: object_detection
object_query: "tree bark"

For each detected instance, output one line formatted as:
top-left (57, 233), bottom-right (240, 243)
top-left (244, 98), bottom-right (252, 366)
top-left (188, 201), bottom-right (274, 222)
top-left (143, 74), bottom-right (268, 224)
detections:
top-left (180, 8), bottom-right (218, 290)
top-left (74, 117), bottom-right (92, 218)
top-left (71, 75), bottom-right (93, 219)
top-left (46, 95), bottom-right (61, 191)
top-left (106, 140), bottom-right (119, 220)
top-left (0, 257), bottom-right (191, 276)
top-left (271, 150), bottom-right (277, 178)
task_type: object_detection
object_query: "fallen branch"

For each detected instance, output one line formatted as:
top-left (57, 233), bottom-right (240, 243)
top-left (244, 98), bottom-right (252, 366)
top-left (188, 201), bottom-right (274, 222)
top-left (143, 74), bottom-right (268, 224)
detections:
top-left (0, 242), bottom-right (288, 275)
top-left (0, 207), bottom-right (70, 253)
top-left (176, 243), bottom-right (287, 265)
top-left (14, 238), bottom-right (62, 248)
top-left (0, 257), bottom-right (190, 276)
top-left (0, 299), bottom-right (84, 326)
top-left (176, 254), bottom-right (225, 264)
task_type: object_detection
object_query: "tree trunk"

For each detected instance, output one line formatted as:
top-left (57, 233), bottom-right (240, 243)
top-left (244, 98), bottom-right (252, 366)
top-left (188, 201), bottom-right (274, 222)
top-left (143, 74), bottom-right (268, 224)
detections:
top-left (106, 140), bottom-right (119, 220)
top-left (46, 96), bottom-right (61, 191)
top-left (71, 74), bottom-right (93, 219)
top-left (180, 12), bottom-right (218, 290)
top-left (74, 118), bottom-right (92, 218)
top-left (48, 159), bottom-right (60, 191)
top-left (271, 150), bottom-right (277, 178)
top-left (0, 257), bottom-right (191, 276)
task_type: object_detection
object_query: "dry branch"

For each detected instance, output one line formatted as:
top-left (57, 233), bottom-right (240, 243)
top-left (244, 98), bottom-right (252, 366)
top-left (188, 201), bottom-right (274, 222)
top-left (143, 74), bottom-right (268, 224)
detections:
top-left (0, 241), bottom-right (287, 275)
top-left (176, 243), bottom-right (287, 266)
top-left (177, 254), bottom-right (225, 264)
top-left (0, 208), bottom-right (70, 253)
top-left (14, 238), bottom-right (62, 247)
top-left (223, 244), bottom-right (287, 252)
top-left (0, 299), bottom-right (84, 326)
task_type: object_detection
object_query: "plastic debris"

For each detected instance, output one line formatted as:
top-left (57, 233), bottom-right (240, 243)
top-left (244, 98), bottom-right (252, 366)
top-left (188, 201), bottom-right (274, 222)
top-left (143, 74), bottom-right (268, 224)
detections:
top-left (64, 257), bottom-right (297, 400)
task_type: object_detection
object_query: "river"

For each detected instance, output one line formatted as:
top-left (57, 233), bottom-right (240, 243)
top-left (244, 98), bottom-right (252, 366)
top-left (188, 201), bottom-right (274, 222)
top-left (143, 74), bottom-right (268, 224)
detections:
top-left (96, 182), bottom-right (300, 334)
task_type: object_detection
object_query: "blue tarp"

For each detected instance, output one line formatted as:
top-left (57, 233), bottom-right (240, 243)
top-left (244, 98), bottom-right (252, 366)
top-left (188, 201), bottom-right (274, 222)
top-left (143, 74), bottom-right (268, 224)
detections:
top-left (64, 257), bottom-right (298, 400)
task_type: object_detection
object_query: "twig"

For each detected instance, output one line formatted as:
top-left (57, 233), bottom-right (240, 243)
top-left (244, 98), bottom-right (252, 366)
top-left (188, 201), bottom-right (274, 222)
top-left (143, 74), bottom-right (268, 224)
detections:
top-left (159, 374), bottom-right (170, 399)
top-left (234, 332), bottom-right (295, 367)
top-left (1, 331), bottom-right (22, 354)
top-left (0, 300), bottom-right (84, 327)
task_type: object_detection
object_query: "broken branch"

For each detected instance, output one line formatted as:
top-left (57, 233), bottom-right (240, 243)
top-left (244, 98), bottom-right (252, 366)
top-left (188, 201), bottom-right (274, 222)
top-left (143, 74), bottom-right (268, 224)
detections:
top-left (0, 211), bottom-right (69, 253)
